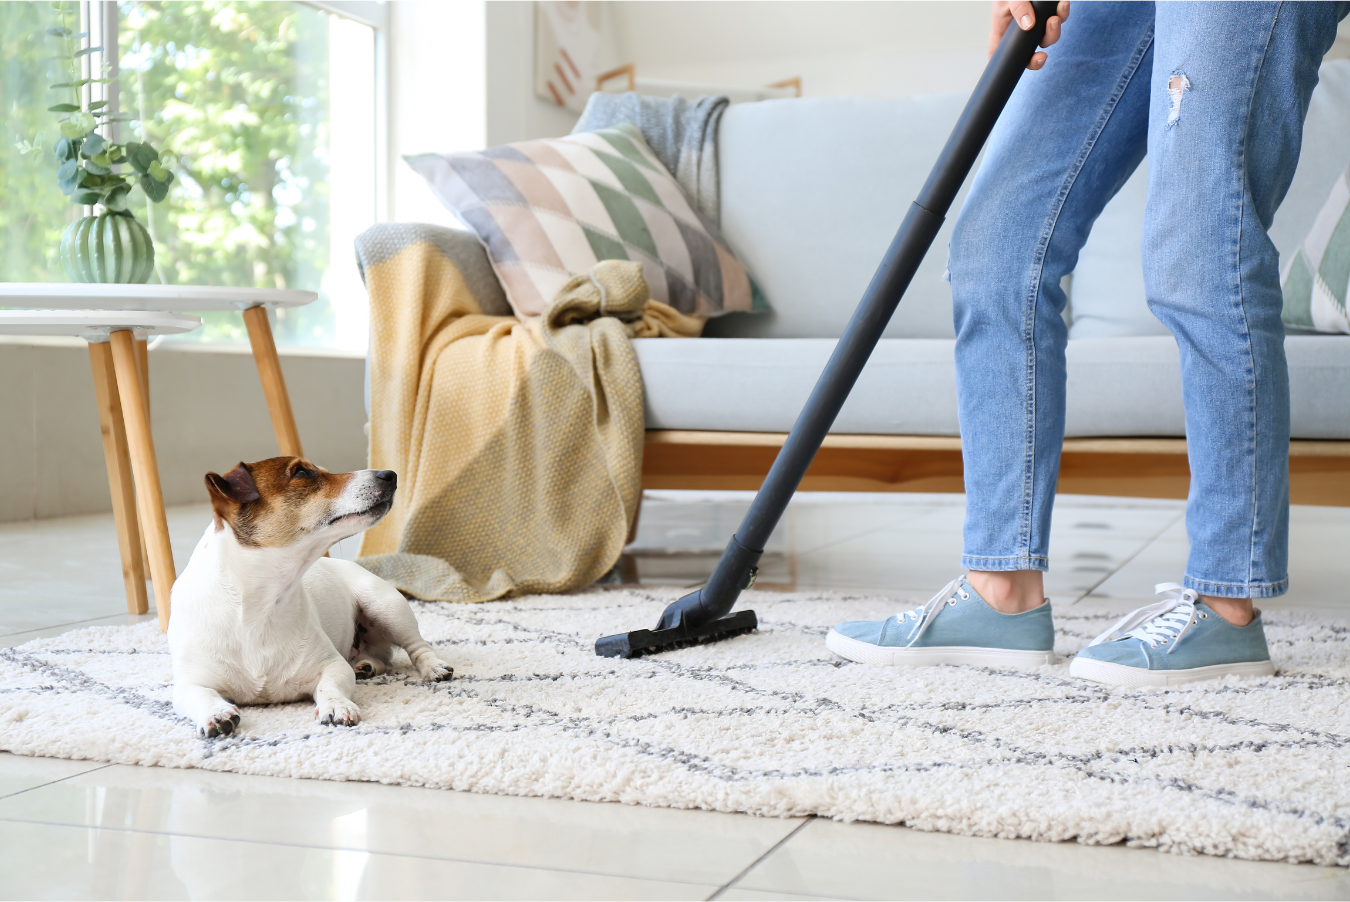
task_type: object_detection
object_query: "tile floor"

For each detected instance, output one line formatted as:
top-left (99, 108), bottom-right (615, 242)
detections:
top-left (2, 491), bottom-right (1348, 900)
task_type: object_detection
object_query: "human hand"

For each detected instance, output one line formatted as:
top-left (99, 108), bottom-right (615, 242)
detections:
top-left (990, 1), bottom-right (1069, 70)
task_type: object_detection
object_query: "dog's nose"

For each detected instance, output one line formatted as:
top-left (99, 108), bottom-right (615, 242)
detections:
top-left (373, 470), bottom-right (397, 489)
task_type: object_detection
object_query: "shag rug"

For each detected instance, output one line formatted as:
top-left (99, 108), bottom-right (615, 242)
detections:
top-left (2, 588), bottom-right (1348, 867)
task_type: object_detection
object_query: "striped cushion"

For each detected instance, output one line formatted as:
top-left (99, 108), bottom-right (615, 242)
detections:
top-left (1282, 164), bottom-right (1350, 333)
top-left (406, 124), bottom-right (759, 318)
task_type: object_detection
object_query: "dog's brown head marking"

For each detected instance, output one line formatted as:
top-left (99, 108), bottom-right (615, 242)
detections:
top-left (205, 457), bottom-right (361, 548)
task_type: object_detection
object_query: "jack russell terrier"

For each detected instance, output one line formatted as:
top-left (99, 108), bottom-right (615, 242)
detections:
top-left (169, 457), bottom-right (452, 738)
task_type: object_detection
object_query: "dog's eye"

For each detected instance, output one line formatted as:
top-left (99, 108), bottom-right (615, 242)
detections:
top-left (292, 468), bottom-right (315, 480)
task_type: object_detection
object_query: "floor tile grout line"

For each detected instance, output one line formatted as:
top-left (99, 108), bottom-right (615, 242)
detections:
top-left (0, 814), bottom-right (724, 888)
top-left (707, 816), bottom-right (814, 902)
top-left (0, 762), bottom-right (115, 802)
top-left (1069, 509), bottom-right (1187, 606)
top-left (0, 611), bottom-right (159, 641)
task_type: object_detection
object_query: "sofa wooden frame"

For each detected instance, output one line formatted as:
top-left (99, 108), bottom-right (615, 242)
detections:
top-left (642, 431), bottom-right (1350, 507)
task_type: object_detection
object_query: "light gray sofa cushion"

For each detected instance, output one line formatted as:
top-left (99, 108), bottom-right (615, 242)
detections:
top-left (708, 94), bottom-right (973, 341)
top-left (635, 335), bottom-right (1350, 439)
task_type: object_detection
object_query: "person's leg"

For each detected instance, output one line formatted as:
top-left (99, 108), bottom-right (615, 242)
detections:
top-left (1144, 1), bottom-right (1347, 614)
top-left (951, 2), bottom-right (1156, 611)
top-left (828, 2), bottom-right (1158, 666)
top-left (1070, 0), bottom-right (1348, 688)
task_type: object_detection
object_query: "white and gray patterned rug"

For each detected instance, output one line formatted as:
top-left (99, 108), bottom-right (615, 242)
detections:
top-left (2, 587), bottom-right (1348, 866)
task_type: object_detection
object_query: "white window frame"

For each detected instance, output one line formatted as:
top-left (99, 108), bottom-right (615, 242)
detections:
top-left (81, 0), bottom-right (390, 222)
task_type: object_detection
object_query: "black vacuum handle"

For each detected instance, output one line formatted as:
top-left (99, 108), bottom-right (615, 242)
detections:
top-left (653, 2), bottom-right (1059, 632)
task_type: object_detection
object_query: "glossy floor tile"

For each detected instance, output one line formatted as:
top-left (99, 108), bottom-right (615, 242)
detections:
top-left (729, 818), bottom-right (1350, 901)
top-left (0, 819), bottom-right (719, 901)
top-left (2, 490), bottom-right (1349, 900)
top-left (0, 763), bottom-right (801, 888)
top-left (0, 752), bottom-right (107, 799)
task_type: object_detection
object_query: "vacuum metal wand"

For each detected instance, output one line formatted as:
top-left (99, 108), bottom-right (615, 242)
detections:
top-left (597, 2), bottom-right (1058, 658)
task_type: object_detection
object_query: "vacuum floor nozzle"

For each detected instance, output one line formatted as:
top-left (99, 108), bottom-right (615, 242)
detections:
top-left (595, 609), bottom-right (758, 659)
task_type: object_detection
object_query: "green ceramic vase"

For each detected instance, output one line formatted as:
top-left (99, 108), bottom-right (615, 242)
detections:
top-left (60, 212), bottom-right (155, 284)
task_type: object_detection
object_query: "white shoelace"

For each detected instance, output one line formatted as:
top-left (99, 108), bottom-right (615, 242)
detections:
top-left (1087, 582), bottom-right (1209, 654)
top-left (895, 576), bottom-right (968, 648)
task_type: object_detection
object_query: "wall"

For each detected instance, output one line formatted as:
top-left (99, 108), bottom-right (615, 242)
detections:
top-left (0, 341), bottom-right (367, 523)
top-left (485, 1), bottom-right (583, 146)
top-left (388, 0), bottom-right (488, 225)
top-left (612, 1), bottom-right (990, 100)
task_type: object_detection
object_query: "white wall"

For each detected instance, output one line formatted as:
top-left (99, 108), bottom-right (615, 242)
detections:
top-left (611, 1), bottom-right (991, 99)
top-left (485, 1), bottom-right (582, 146)
top-left (0, 341), bottom-right (367, 522)
top-left (388, 0), bottom-right (488, 225)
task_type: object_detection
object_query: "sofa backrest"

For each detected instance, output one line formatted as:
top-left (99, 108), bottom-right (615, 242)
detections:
top-left (711, 60), bottom-right (1350, 341)
top-left (710, 93), bottom-right (970, 340)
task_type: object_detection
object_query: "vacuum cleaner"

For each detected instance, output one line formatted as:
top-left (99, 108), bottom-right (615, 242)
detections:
top-left (596, 3), bottom-right (1060, 659)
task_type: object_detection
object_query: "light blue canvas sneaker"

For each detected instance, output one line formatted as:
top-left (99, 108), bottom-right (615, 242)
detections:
top-left (825, 577), bottom-right (1057, 667)
top-left (1069, 583), bottom-right (1275, 688)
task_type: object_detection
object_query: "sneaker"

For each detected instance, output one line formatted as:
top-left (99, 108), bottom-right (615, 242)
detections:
top-left (825, 576), bottom-right (1057, 667)
top-left (1069, 583), bottom-right (1275, 688)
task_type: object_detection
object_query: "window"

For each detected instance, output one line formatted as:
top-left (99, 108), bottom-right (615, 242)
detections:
top-left (2, 1), bottom-right (382, 353)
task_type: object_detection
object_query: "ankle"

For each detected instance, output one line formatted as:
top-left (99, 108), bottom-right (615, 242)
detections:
top-left (1201, 595), bottom-right (1254, 627)
top-left (967, 570), bottom-right (1045, 615)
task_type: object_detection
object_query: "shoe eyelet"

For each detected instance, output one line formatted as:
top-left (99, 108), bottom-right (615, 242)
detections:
top-left (958, 591), bottom-right (969, 600)
top-left (948, 599), bottom-right (957, 606)
top-left (1200, 612), bottom-right (1208, 619)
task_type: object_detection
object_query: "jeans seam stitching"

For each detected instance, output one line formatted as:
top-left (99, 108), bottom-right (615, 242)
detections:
top-left (1016, 23), bottom-right (1155, 567)
top-left (1232, 5), bottom-right (1281, 591)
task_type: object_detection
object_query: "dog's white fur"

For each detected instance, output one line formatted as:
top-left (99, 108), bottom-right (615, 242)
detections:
top-left (169, 464), bottom-right (451, 738)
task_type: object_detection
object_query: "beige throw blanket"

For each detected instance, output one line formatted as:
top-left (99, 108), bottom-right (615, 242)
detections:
top-left (357, 234), bottom-right (702, 601)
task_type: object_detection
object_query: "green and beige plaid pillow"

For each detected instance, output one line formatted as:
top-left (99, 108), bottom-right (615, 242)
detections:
top-left (1282, 164), bottom-right (1350, 333)
top-left (406, 123), bottom-right (761, 319)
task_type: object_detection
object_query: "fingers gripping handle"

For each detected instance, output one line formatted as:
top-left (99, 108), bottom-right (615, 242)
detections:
top-left (918, 0), bottom-right (1058, 214)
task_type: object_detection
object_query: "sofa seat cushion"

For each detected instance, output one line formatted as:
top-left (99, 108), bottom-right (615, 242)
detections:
top-left (634, 336), bottom-right (1350, 440)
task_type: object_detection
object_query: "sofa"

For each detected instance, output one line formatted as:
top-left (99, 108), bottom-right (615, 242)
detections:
top-left (630, 60), bottom-right (1350, 506)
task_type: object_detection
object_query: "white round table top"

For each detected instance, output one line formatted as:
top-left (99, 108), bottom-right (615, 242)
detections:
top-left (0, 283), bottom-right (317, 312)
top-left (0, 309), bottom-right (202, 342)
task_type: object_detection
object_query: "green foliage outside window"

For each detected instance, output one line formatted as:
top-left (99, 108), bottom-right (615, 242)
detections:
top-left (2, 1), bottom-right (343, 347)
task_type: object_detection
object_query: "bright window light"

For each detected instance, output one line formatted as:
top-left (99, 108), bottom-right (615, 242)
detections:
top-left (0, 1), bottom-right (379, 354)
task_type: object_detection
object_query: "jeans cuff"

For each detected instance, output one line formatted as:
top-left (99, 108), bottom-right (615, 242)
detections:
top-left (1183, 575), bottom-right (1288, 599)
top-left (961, 554), bottom-right (1048, 573)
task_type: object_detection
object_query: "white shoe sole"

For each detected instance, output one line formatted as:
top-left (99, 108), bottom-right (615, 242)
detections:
top-left (1068, 656), bottom-right (1275, 688)
top-left (825, 629), bottom-right (1057, 668)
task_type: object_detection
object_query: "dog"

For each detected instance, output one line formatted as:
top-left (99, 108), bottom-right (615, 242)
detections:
top-left (168, 456), bottom-right (452, 738)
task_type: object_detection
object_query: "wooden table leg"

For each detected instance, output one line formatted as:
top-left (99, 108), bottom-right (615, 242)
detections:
top-left (134, 337), bottom-right (150, 416)
top-left (242, 305), bottom-right (304, 458)
top-left (134, 336), bottom-right (152, 577)
top-left (110, 329), bottom-right (175, 632)
top-left (87, 341), bottom-right (149, 616)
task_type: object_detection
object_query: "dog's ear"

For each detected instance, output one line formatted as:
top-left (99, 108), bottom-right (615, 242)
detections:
top-left (205, 463), bottom-right (260, 506)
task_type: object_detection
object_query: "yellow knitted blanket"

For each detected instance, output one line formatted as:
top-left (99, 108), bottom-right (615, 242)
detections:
top-left (356, 235), bottom-right (702, 601)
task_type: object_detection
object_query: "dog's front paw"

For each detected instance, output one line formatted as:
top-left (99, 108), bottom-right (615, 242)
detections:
top-left (416, 655), bottom-right (454, 683)
top-left (315, 698), bottom-right (361, 727)
top-left (197, 705), bottom-right (241, 739)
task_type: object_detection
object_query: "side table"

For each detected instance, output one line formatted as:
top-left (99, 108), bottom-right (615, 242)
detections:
top-left (0, 285), bottom-right (320, 458)
top-left (0, 311), bottom-right (201, 630)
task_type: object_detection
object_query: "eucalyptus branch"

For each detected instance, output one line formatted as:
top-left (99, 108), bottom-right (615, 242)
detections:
top-left (22, 1), bottom-right (176, 216)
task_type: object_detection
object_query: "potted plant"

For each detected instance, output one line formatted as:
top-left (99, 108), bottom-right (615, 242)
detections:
top-left (15, 2), bottom-right (174, 284)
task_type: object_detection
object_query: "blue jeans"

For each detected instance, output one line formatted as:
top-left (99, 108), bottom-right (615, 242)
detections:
top-left (948, 1), bottom-right (1348, 599)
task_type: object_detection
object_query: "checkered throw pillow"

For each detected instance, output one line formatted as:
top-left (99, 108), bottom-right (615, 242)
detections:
top-left (405, 123), bottom-right (759, 319)
top-left (1282, 164), bottom-right (1350, 333)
